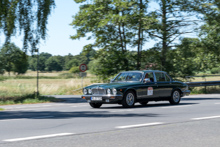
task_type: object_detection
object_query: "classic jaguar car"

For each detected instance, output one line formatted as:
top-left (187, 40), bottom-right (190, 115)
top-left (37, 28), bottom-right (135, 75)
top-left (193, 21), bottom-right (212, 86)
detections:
top-left (82, 70), bottom-right (190, 108)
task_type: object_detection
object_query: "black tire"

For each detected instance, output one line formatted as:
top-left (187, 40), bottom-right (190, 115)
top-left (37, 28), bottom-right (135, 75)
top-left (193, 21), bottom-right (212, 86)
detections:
top-left (139, 101), bottom-right (149, 106)
top-left (122, 90), bottom-right (136, 108)
top-left (89, 103), bottom-right (102, 108)
top-left (169, 90), bottom-right (181, 105)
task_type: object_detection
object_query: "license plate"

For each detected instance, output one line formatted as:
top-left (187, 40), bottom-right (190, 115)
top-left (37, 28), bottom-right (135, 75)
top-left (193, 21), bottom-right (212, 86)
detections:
top-left (91, 97), bottom-right (102, 101)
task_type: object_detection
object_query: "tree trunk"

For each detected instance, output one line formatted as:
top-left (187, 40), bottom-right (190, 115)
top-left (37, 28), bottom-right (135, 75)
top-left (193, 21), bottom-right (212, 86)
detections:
top-left (161, 0), bottom-right (168, 71)
top-left (122, 13), bottom-right (129, 71)
top-left (137, 0), bottom-right (143, 70)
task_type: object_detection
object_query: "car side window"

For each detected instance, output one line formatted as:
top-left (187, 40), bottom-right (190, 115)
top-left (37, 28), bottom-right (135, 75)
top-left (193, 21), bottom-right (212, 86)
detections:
top-left (155, 72), bottom-right (166, 82)
top-left (165, 74), bottom-right (171, 82)
top-left (144, 72), bottom-right (154, 82)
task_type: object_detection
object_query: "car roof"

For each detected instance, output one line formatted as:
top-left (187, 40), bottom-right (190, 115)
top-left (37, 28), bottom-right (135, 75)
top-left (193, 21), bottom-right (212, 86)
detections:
top-left (120, 70), bottom-right (166, 73)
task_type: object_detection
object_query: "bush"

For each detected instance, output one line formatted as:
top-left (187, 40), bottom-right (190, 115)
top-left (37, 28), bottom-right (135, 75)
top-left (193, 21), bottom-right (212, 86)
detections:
top-left (211, 67), bottom-right (220, 74)
top-left (69, 66), bottom-right (80, 73)
top-left (59, 73), bottom-right (77, 79)
top-left (0, 76), bottom-right (7, 81)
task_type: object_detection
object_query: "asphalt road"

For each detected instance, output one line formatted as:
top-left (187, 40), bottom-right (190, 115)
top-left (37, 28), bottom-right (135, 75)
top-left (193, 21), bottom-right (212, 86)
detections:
top-left (0, 94), bottom-right (220, 147)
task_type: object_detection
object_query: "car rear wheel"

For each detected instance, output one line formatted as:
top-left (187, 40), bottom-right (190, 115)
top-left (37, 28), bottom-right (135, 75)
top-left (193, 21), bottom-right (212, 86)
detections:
top-left (169, 90), bottom-right (181, 105)
top-left (89, 103), bottom-right (102, 108)
top-left (122, 91), bottom-right (136, 108)
top-left (139, 101), bottom-right (149, 106)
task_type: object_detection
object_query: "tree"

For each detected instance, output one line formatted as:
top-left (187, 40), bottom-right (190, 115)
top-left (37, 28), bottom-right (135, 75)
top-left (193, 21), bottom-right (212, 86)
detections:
top-left (197, 1), bottom-right (220, 69)
top-left (13, 52), bottom-right (29, 75)
top-left (64, 53), bottom-right (74, 70)
top-left (0, 0), bottom-right (55, 51)
top-left (169, 38), bottom-right (201, 78)
top-left (0, 60), bottom-right (4, 74)
top-left (45, 56), bottom-right (62, 72)
top-left (71, 0), bottom-right (156, 79)
top-left (28, 56), bottom-right (37, 71)
top-left (65, 58), bottom-right (79, 70)
top-left (53, 55), bottom-right (65, 70)
top-left (28, 52), bottom-right (52, 71)
top-left (147, 0), bottom-right (204, 72)
top-left (0, 43), bottom-right (28, 75)
top-left (80, 44), bottom-right (97, 63)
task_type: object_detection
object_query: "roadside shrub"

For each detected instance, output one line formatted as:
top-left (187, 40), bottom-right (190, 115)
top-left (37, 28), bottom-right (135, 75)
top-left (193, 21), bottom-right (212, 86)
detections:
top-left (211, 67), bottom-right (220, 74)
top-left (0, 76), bottom-right (7, 81)
top-left (69, 66), bottom-right (80, 73)
top-left (59, 73), bottom-right (77, 79)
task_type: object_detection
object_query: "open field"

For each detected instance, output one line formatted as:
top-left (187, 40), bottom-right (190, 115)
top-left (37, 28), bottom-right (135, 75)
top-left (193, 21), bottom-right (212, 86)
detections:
top-left (0, 78), bottom-right (93, 98)
top-left (0, 71), bottom-right (101, 100)
top-left (186, 76), bottom-right (220, 82)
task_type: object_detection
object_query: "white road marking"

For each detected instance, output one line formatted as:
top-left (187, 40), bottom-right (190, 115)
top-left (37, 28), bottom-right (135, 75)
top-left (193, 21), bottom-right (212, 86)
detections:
top-left (3, 133), bottom-right (74, 142)
top-left (110, 110), bottom-right (134, 113)
top-left (161, 105), bottom-right (192, 109)
top-left (191, 115), bottom-right (220, 120)
top-left (116, 122), bottom-right (164, 129)
top-left (71, 105), bottom-right (88, 107)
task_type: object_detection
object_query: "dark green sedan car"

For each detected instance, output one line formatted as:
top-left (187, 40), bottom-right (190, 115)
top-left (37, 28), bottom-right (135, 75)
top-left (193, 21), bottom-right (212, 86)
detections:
top-left (82, 70), bottom-right (190, 108)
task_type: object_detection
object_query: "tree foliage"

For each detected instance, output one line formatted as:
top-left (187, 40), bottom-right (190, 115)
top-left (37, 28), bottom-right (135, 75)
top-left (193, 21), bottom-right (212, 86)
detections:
top-left (71, 0), bottom-right (156, 77)
top-left (147, 0), bottom-right (206, 71)
top-left (0, 43), bottom-right (28, 75)
top-left (45, 56), bottom-right (62, 72)
top-left (0, 0), bottom-right (55, 51)
top-left (70, 0), bottom-right (220, 80)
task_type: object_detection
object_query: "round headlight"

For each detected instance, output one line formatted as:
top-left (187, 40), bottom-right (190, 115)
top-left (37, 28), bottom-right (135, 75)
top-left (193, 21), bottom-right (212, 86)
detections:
top-left (107, 89), bottom-right (111, 94)
top-left (88, 89), bottom-right (92, 94)
top-left (83, 89), bottom-right (87, 95)
top-left (113, 88), bottom-right (117, 95)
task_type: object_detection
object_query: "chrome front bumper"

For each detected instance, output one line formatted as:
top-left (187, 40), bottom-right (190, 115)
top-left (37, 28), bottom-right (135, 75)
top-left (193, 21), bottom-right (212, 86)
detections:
top-left (182, 90), bottom-right (190, 96)
top-left (81, 94), bottom-right (123, 103)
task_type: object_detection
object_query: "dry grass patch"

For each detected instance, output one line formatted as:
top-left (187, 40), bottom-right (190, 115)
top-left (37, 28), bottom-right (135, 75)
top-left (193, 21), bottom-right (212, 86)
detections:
top-left (0, 77), bottom-right (94, 98)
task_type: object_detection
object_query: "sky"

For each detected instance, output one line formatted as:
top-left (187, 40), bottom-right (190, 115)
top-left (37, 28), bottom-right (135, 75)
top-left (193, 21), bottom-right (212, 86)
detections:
top-left (0, 0), bottom-right (198, 56)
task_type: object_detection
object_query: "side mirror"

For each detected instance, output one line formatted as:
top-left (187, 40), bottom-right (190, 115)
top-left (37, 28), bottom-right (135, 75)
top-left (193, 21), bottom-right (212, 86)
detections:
top-left (143, 78), bottom-right (151, 83)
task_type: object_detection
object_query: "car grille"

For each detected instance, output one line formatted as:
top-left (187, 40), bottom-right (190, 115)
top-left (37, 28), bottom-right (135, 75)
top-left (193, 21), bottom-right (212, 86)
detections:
top-left (92, 89), bottom-right (106, 95)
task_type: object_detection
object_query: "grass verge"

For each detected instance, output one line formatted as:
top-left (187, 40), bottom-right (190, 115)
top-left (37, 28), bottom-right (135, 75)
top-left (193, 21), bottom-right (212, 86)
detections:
top-left (190, 86), bottom-right (220, 94)
top-left (0, 108), bottom-right (4, 111)
top-left (0, 94), bottom-right (62, 105)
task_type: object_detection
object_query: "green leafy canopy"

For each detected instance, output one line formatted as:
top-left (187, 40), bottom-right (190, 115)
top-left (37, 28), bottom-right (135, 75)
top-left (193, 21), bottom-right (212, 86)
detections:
top-left (0, 0), bottom-right (55, 52)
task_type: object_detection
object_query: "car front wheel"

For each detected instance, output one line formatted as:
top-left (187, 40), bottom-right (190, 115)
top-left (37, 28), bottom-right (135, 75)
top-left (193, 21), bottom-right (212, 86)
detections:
top-left (169, 90), bottom-right (181, 105)
top-left (122, 91), bottom-right (136, 108)
top-left (89, 103), bottom-right (102, 108)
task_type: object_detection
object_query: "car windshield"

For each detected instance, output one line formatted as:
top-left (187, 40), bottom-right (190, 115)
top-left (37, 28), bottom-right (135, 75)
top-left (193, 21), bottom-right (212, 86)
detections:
top-left (113, 72), bottom-right (143, 82)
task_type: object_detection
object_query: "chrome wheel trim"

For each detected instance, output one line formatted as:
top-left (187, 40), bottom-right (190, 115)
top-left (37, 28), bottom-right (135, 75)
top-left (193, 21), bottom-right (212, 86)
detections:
top-left (173, 91), bottom-right (180, 103)
top-left (126, 93), bottom-right (135, 106)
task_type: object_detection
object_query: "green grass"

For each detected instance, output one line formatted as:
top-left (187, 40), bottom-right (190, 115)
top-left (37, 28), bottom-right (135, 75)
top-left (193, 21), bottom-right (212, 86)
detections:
top-left (0, 94), bottom-right (62, 105)
top-left (190, 86), bottom-right (220, 94)
top-left (0, 108), bottom-right (4, 111)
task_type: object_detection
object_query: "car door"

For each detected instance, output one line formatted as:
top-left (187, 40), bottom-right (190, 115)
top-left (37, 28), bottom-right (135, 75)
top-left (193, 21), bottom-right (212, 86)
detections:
top-left (136, 72), bottom-right (158, 99)
top-left (155, 72), bottom-right (173, 97)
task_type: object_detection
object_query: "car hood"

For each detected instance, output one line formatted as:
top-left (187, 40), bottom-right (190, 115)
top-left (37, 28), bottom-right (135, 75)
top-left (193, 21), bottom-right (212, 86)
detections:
top-left (85, 82), bottom-right (141, 89)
